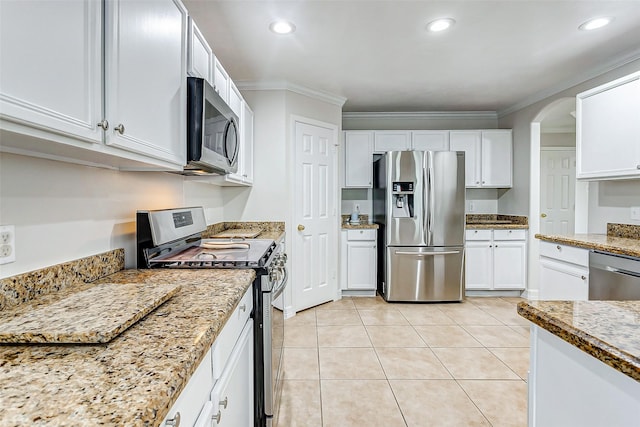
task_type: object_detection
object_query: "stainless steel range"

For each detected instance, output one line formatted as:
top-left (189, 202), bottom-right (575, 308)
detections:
top-left (136, 207), bottom-right (287, 427)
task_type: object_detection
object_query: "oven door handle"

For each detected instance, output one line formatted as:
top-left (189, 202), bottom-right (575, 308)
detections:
top-left (271, 269), bottom-right (288, 300)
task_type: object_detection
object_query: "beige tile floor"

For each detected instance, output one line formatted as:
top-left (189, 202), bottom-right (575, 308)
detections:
top-left (276, 296), bottom-right (530, 427)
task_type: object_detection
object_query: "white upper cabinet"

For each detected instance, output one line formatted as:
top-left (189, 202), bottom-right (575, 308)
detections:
top-left (1, 0), bottom-right (187, 171)
top-left (373, 131), bottom-right (411, 152)
top-left (187, 17), bottom-right (213, 84)
top-left (104, 0), bottom-right (187, 167)
top-left (450, 130), bottom-right (512, 188)
top-left (213, 58), bottom-right (230, 103)
top-left (344, 131), bottom-right (374, 188)
top-left (229, 81), bottom-right (243, 118)
top-left (411, 131), bottom-right (450, 151)
top-left (481, 130), bottom-right (513, 187)
top-left (577, 71), bottom-right (640, 180)
top-left (0, 0), bottom-right (103, 144)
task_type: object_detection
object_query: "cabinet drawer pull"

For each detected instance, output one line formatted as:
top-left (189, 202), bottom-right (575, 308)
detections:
top-left (165, 412), bottom-right (180, 427)
top-left (581, 275), bottom-right (587, 280)
top-left (556, 245), bottom-right (561, 251)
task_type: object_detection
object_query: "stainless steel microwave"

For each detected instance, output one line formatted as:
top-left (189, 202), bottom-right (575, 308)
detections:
top-left (182, 77), bottom-right (239, 175)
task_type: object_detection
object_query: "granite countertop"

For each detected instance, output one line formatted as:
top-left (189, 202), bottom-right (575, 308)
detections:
top-left (0, 268), bottom-right (255, 426)
top-left (466, 214), bottom-right (529, 230)
top-left (536, 223), bottom-right (640, 258)
top-left (517, 300), bottom-right (640, 382)
top-left (341, 214), bottom-right (379, 230)
top-left (204, 221), bottom-right (285, 242)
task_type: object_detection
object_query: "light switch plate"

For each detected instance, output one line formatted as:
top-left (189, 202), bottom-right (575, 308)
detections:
top-left (631, 207), bottom-right (640, 220)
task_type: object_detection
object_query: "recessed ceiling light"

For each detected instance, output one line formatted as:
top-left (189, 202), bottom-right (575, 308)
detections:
top-left (269, 20), bottom-right (296, 35)
top-left (578, 17), bottom-right (613, 31)
top-left (427, 18), bottom-right (455, 33)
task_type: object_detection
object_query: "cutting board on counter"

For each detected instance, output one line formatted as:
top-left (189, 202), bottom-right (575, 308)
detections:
top-left (0, 282), bottom-right (181, 344)
top-left (212, 229), bottom-right (262, 238)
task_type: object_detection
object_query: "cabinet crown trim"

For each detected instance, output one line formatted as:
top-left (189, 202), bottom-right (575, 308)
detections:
top-left (342, 111), bottom-right (498, 120)
top-left (235, 80), bottom-right (347, 107)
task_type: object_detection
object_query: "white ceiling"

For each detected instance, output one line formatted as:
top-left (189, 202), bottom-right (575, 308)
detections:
top-left (184, 0), bottom-right (640, 113)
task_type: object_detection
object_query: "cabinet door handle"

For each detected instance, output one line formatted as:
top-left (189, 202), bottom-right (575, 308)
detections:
top-left (214, 411), bottom-right (221, 424)
top-left (219, 397), bottom-right (228, 409)
top-left (239, 304), bottom-right (246, 312)
top-left (114, 124), bottom-right (125, 135)
top-left (97, 119), bottom-right (109, 130)
top-left (581, 275), bottom-right (587, 280)
top-left (165, 412), bottom-right (180, 427)
top-left (556, 245), bottom-right (561, 251)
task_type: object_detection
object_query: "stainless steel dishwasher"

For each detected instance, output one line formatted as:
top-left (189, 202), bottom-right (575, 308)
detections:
top-left (589, 251), bottom-right (640, 300)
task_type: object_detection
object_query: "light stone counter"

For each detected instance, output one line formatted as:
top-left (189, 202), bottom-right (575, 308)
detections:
top-left (535, 233), bottom-right (640, 258)
top-left (0, 254), bottom-right (255, 426)
top-left (518, 300), bottom-right (640, 382)
top-left (465, 214), bottom-right (529, 230)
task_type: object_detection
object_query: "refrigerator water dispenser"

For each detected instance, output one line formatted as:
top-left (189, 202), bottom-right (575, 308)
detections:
top-left (392, 181), bottom-right (414, 218)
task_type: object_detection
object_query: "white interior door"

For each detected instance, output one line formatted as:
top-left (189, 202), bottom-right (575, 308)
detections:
top-left (540, 148), bottom-right (576, 235)
top-left (294, 120), bottom-right (337, 312)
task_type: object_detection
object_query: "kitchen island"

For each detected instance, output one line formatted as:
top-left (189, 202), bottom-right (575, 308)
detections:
top-left (518, 300), bottom-right (640, 427)
top-left (0, 249), bottom-right (255, 426)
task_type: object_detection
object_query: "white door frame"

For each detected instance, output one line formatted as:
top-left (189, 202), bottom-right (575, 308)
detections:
top-left (528, 98), bottom-right (589, 300)
top-left (289, 115), bottom-right (340, 315)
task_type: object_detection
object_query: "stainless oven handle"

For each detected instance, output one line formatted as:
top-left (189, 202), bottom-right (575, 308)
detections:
top-left (272, 269), bottom-right (288, 300)
top-left (604, 265), bottom-right (640, 278)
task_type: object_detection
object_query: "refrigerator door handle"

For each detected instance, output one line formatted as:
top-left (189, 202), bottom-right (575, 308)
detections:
top-left (428, 165), bottom-right (435, 245)
top-left (423, 166), bottom-right (429, 241)
top-left (395, 251), bottom-right (461, 256)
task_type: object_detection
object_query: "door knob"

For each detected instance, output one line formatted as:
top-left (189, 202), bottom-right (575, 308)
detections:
top-left (540, 213), bottom-right (547, 218)
top-left (297, 224), bottom-right (305, 231)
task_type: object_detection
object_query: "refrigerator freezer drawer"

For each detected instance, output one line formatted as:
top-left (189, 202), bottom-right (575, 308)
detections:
top-left (384, 246), bottom-right (464, 302)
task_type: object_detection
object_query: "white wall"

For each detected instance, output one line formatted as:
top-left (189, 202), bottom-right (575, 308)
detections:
top-left (588, 180), bottom-right (640, 232)
top-left (0, 152), bottom-right (227, 278)
top-left (541, 132), bottom-right (575, 147)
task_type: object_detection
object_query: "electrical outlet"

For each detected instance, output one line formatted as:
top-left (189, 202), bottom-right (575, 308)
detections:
top-left (354, 203), bottom-right (360, 212)
top-left (468, 202), bottom-right (475, 212)
top-left (631, 207), bottom-right (640, 220)
top-left (0, 225), bottom-right (15, 265)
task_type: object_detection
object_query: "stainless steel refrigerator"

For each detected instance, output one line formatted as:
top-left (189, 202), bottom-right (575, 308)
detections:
top-left (373, 151), bottom-right (465, 302)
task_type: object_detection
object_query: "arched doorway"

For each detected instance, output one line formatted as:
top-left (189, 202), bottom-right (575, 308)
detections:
top-left (527, 98), bottom-right (589, 299)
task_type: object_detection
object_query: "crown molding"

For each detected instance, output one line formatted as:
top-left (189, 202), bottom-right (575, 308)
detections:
top-left (235, 80), bottom-right (347, 107)
top-left (498, 49), bottom-right (640, 118)
top-left (342, 111), bottom-right (498, 120)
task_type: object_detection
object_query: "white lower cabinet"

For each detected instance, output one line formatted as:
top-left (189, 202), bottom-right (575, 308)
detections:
top-left (210, 322), bottom-right (254, 426)
top-left (161, 287), bottom-right (253, 427)
top-left (341, 229), bottom-right (377, 292)
top-left (528, 326), bottom-right (640, 426)
top-left (161, 348), bottom-right (214, 427)
top-left (538, 241), bottom-right (589, 300)
top-left (465, 229), bottom-right (526, 291)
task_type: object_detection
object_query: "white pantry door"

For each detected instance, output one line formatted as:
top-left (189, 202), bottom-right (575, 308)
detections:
top-left (293, 120), bottom-right (337, 312)
top-left (540, 148), bottom-right (576, 235)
